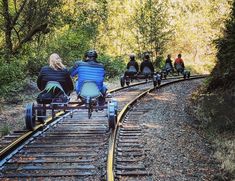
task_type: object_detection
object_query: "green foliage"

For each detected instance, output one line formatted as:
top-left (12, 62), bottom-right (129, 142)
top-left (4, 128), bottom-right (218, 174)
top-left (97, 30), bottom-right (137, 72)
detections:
top-left (0, 59), bottom-right (25, 88)
top-left (27, 57), bottom-right (47, 76)
top-left (208, 0), bottom-right (235, 91)
top-left (133, 0), bottom-right (170, 55)
top-left (154, 56), bottom-right (165, 71)
top-left (98, 55), bottom-right (125, 78)
top-left (0, 124), bottom-right (10, 137)
top-left (0, 0), bottom-right (232, 97)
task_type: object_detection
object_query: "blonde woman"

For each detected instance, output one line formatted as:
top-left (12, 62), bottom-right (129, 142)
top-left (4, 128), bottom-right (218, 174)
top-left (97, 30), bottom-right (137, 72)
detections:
top-left (37, 53), bottom-right (73, 102)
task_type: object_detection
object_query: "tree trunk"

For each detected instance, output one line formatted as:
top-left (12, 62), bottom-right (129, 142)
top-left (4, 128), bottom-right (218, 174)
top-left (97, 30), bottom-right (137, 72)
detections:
top-left (2, 0), bottom-right (13, 60)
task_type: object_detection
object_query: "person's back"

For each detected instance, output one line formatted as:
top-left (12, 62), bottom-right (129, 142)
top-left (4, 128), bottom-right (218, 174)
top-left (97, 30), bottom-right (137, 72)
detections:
top-left (174, 54), bottom-right (184, 67)
top-left (140, 53), bottom-right (154, 73)
top-left (37, 53), bottom-right (74, 95)
top-left (174, 54), bottom-right (185, 74)
top-left (70, 50), bottom-right (106, 94)
top-left (165, 54), bottom-right (173, 70)
top-left (127, 54), bottom-right (139, 72)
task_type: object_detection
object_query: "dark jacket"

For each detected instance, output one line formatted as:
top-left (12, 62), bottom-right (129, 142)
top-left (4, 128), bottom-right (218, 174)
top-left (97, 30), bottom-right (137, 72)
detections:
top-left (37, 66), bottom-right (74, 94)
top-left (140, 60), bottom-right (154, 73)
top-left (165, 58), bottom-right (173, 68)
top-left (127, 60), bottom-right (139, 72)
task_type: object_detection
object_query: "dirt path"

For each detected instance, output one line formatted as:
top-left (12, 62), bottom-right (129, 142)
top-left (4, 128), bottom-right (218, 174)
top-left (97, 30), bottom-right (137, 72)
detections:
top-left (138, 79), bottom-right (222, 180)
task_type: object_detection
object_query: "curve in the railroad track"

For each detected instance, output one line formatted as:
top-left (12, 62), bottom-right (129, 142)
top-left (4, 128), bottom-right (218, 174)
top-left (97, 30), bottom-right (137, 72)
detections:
top-left (0, 75), bottom-right (206, 180)
top-left (106, 75), bottom-right (207, 181)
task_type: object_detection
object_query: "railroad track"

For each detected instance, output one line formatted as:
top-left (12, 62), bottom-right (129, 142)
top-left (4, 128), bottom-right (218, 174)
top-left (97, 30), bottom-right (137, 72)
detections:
top-left (0, 78), bottom-right (155, 180)
top-left (0, 75), bottom-right (206, 180)
top-left (107, 75), bottom-right (207, 181)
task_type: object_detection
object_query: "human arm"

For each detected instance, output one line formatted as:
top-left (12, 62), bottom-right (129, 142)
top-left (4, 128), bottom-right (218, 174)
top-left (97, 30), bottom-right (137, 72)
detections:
top-left (150, 62), bottom-right (154, 72)
top-left (36, 69), bottom-right (43, 91)
top-left (65, 71), bottom-right (74, 94)
top-left (69, 61), bottom-right (80, 77)
top-left (135, 62), bottom-right (139, 72)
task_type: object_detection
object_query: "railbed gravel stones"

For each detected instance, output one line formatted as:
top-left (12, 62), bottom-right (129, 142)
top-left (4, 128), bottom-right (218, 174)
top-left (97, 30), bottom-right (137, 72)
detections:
top-left (137, 79), bottom-right (223, 180)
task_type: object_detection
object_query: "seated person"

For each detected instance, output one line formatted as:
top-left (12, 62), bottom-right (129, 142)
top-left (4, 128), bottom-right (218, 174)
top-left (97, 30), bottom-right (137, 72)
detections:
top-left (124, 53), bottom-right (139, 77)
top-left (140, 52), bottom-right (154, 75)
top-left (165, 54), bottom-right (174, 72)
top-left (37, 53), bottom-right (74, 103)
top-left (174, 54), bottom-right (185, 74)
top-left (70, 50), bottom-right (107, 105)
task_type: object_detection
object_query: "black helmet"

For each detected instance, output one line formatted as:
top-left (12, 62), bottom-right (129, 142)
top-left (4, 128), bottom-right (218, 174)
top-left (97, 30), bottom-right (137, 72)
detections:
top-left (144, 52), bottom-right (150, 59)
top-left (129, 53), bottom-right (135, 60)
top-left (87, 50), bottom-right (98, 58)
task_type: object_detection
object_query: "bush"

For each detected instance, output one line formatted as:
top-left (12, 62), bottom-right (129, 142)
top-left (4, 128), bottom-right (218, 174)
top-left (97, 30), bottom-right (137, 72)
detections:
top-left (98, 55), bottom-right (125, 78)
top-left (154, 56), bottom-right (165, 71)
top-left (27, 56), bottom-right (47, 76)
top-left (0, 58), bottom-right (26, 98)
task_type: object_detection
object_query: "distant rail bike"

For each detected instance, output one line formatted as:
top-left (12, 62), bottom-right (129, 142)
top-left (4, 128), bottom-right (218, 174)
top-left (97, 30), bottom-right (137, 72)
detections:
top-left (175, 64), bottom-right (191, 79)
top-left (120, 66), bottom-right (161, 88)
top-left (25, 81), bottom-right (118, 131)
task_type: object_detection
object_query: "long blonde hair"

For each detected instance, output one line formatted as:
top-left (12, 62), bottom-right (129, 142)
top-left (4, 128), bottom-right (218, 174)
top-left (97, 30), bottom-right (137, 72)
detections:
top-left (49, 53), bottom-right (66, 70)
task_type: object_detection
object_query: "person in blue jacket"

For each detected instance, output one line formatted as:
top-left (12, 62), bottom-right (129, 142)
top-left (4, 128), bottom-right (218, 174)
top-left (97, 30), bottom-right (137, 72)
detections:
top-left (70, 50), bottom-right (107, 105)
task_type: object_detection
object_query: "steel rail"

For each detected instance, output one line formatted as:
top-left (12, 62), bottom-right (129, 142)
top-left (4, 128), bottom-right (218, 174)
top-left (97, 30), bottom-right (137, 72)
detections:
top-left (106, 75), bottom-right (208, 181)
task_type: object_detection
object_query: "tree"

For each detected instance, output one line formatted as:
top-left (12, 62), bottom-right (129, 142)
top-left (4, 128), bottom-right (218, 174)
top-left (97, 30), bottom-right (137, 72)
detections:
top-left (0, 0), bottom-right (63, 60)
top-left (208, 0), bottom-right (235, 91)
top-left (132, 0), bottom-right (170, 57)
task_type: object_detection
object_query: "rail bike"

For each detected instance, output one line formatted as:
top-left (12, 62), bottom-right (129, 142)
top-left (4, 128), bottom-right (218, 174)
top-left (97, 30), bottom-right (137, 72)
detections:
top-left (161, 62), bottom-right (174, 79)
top-left (175, 64), bottom-right (191, 79)
top-left (120, 66), bottom-right (162, 88)
top-left (161, 63), bottom-right (191, 80)
top-left (25, 81), bottom-right (118, 131)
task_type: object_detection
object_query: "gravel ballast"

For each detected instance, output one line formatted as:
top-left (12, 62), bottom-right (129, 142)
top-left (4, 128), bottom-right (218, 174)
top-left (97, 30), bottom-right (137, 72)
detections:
top-left (137, 79), bottom-right (222, 180)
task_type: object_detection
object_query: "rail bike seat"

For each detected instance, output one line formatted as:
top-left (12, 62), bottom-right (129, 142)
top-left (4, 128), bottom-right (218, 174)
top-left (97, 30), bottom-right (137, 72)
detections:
top-left (79, 81), bottom-right (102, 100)
top-left (165, 63), bottom-right (173, 72)
top-left (175, 64), bottom-right (184, 74)
top-left (142, 66), bottom-right (152, 75)
top-left (125, 66), bottom-right (138, 77)
top-left (36, 81), bottom-right (70, 105)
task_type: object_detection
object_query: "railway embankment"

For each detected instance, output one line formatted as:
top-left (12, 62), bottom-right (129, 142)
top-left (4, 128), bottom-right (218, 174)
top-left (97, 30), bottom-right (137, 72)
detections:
top-left (191, 82), bottom-right (235, 180)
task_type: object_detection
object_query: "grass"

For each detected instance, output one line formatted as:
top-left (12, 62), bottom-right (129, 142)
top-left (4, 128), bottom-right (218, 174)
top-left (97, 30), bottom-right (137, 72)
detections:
top-left (0, 124), bottom-right (10, 137)
top-left (211, 131), bottom-right (235, 179)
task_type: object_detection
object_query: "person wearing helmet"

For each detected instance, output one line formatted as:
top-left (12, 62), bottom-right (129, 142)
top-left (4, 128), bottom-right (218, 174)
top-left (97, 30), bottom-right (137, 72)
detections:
top-left (70, 50), bottom-right (107, 105)
top-left (140, 52), bottom-right (154, 74)
top-left (127, 54), bottom-right (139, 72)
top-left (165, 54), bottom-right (173, 70)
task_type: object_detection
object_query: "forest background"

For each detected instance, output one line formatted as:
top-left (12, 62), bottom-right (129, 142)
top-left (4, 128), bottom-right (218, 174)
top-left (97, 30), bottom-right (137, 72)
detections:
top-left (0, 0), bottom-right (232, 98)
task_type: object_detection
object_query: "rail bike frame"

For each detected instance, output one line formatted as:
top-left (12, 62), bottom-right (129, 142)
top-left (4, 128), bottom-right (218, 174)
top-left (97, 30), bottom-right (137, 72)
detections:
top-left (25, 82), bottom-right (118, 131)
top-left (120, 72), bottom-right (161, 88)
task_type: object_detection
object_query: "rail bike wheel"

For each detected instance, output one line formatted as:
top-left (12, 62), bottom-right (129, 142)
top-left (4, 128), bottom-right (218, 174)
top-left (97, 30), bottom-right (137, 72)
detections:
top-left (108, 115), bottom-right (116, 129)
top-left (120, 76), bottom-right (125, 87)
top-left (187, 71), bottom-right (190, 79)
top-left (107, 101), bottom-right (118, 129)
top-left (88, 98), bottom-right (93, 119)
top-left (157, 80), bottom-right (161, 86)
top-left (153, 80), bottom-right (157, 87)
top-left (164, 73), bottom-right (167, 79)
top-left (37, 105), bottom-right (46, 123)
top-left (25, 103), bottom-right (36, 130)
